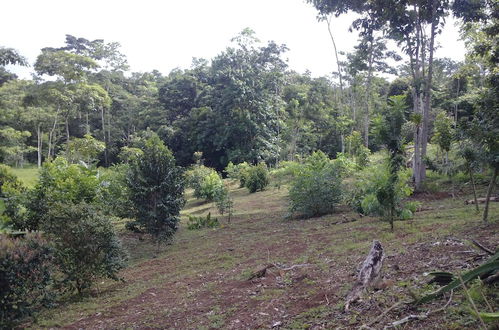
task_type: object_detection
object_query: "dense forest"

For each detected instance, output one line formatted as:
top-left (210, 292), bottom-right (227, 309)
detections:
top-left (0, 0), bottom-right (498, 328)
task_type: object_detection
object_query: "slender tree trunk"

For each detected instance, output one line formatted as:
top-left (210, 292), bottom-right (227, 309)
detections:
top-left (421, 0), bottom-right (438, 188)
top-left (326, 16), bottom-right (343, 92)
top-left (48, 107), bottom-right (59, 160)
top-left (65, 115), bottom-right (70, 155)
top-left (37, 123), bottom-right (42, 167)
top-left (101, 106), bottom-right (109, 166)
top-left (482, 167), bottom-right (498, 223)
top-left (455, 78), bottom-right (460, 123)
top-left (468, 164), bottom-right (479, 213)
top-left (364, 36), bottom-right (375, 148)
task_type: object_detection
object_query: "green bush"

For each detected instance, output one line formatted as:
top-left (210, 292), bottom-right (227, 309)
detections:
top-left (225, 161), bottom-right (251, 188)
top-left (42, 203), bottom-right (127, 294)
top-left (347, 157), bottom-right (414, 219)
top-left (288, 151), bottom-right (342, 218)
top-left (0, 234), bottom-right (54, 327)
top-left (97, 164), bottom-right (134, 218)
top-left (0, 165), bottom-right (26, 232)
top-left (245, 163), bottom-right (270, 193)
top-left (186, 165), bottom-right (223, 201)
top-left (271, 161), bottom-right (302, 189)
top-left (127, 134), bottom-right (185, 243)
top-left (199, 171), bottom-right (224, 201)
top-left (213, 184), bottom-right (234, 221)
top-left (186, 212), bottom-right (219, 230)
top-left (24, 157), bottom-right (100, 231)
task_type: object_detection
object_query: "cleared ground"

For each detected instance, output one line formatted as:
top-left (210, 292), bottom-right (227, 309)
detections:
top-left (27, 180), bottom-right (498, 329)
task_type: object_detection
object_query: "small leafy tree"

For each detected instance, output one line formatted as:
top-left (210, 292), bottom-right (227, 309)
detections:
top-left (245, 163), bottom-right (270, 193)
top-left (288, 151), bottom-right (342, 218)
top-left (127, 134), bottom-right (185, 243)
top-left (23, 157), bottom-right (99, 231)
top-left (345, 130), bottom-right (370, 168)
top-left (67, 134), bottom-right (105, 165)
top-left (42, 203), bottom-right (127, 294)
top-left (372, 95), bottom-right (407, 230)
top-left (214, 184), bottom-right (234, 222)
top-left (431, 111), bottom-right (454, 170)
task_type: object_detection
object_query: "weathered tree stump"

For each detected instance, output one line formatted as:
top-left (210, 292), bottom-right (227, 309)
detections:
top-left (345, 240), bottom-right (385, 311)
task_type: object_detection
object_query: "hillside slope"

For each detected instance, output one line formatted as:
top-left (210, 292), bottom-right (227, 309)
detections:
top-left (29, 183), bottom-right (498, 329)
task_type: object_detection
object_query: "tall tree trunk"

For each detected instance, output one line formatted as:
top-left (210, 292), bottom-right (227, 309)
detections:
top-left (326, 16), bottom-right (343, 92)
top-left (364, 35), bottom-right (375, 148)
top-left (482, 167), bottom-right (498, 223)
top-left (101, 106), bottom-right (109, 166)
top-left (48, 107), bottom-right (59, 160)
top-left (65, 115), bottom-right (70, 155)
top-left (421, 0), bottom-right (438, 188)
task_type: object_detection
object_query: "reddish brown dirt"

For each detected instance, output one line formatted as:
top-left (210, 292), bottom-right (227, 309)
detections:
top-left (33, 191), bottom-right (499, 329)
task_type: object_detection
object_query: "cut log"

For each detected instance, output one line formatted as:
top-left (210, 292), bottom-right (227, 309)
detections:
top-left (345, 240), bottom-right (385, 311)
top-left (464, 197), bottom-right (498, 205)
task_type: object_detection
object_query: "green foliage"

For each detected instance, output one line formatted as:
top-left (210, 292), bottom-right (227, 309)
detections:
top-left (245, 163), bottom-right (270, 193)
top-left (0, 165), bottom-right (26, 232)
top-left (97, 164), bottom-right (134, 218)
top-left (0, 234), bottom-right (54, 327)
top-left (213, 184), bottom-right (234, 221)
top-left (127, 134), bottom-right (185, 242)
top-left (67, 134), bottom-right (105, 165)
top-left (186, 165), bottom-right (223, 201)
top-left (271, 160), bottom-right (302, 189)
top-left (416, 251), bottom-right (499, 305)
top-left (348, 154), bottom-right (414, 220)
top-left (288, 151), bottom-right (342, 218)
top-left (41, 203), bottom-right (127, 294)
top-left (186, 212), bottom-right (219, 230)
top-left (23, 157), bottom-right (100, 231)
top-left (225, 161), bottom-right (251, 188)
top-left (0, 127), bottom-right (35, 166)
top-left (345, 131), bottom-right (370, 168)
top-left (432, 111), bottom-right (454, 154)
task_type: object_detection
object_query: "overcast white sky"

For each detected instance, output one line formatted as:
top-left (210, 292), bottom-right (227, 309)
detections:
top-left (4, 0), bottom-right (465, 79)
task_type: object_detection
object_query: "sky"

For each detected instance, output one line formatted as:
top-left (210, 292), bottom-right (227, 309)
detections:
top-left (3, 0), bottom-right (466, 79)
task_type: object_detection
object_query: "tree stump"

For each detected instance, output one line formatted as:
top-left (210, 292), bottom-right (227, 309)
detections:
top-left (345, 240), bottom-right (385, 311)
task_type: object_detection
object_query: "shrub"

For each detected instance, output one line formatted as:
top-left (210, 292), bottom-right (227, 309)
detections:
top-left (24, 157), bottom-right (100, 231)
top-left (199, 171), bottom-right (224, 201)
top-left (224, 161), bottom-right (251, 188)
top-left (0, 165), bottom-right (26, 232)
top-left (270, 161), bottom-right (302, 189)
top-left (0, 234), bottom-right (54, 327)
top-left (213, 184), bottom-right (234, 221)
top-left (245, 163), bottom-right (269, 193)
top-left (186, 212), bottom-right (219, 230)
top-left (42, 203), bottom-right (127, 294)
top-left (127, 134), bottom-right (185, 243)
top-left (97, 164), bottom-right (134, 218)
top-left (347, 157), bottom-right (414, 219)
top-left (288, 151), bottom-right (342, 218)
top-left (186, 165), bottom-right (222, 201)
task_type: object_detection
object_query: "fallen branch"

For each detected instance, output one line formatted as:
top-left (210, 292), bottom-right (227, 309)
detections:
top-left (384, 313), bottom-right (428, 328)
top-left (465, 197), bottom-right (498, 205)
top-left (471, 239), bottom-right (495, 256)
top-left (345, 240), bottom-right (384, 311)
top-left (360, 301), bottom-right (405, 329)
